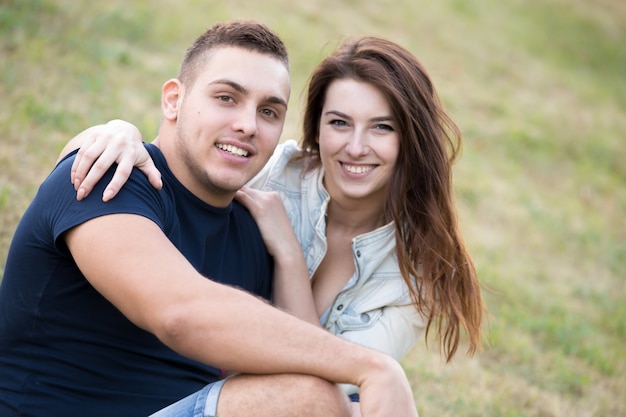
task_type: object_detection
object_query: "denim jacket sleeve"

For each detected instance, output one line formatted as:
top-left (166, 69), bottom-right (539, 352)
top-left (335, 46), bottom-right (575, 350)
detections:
top-left (335, 302), bottom-right (426, 396)
top-left (338, 303), bottom-right (425, 361)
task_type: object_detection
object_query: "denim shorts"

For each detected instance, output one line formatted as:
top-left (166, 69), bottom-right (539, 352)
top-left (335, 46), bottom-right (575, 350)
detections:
top-left (149, 378), bottom-right (228, 417)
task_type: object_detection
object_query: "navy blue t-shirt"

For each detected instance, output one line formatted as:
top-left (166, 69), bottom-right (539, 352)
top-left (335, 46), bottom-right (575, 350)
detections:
top-left (0, 144), bottom-right (273, 416)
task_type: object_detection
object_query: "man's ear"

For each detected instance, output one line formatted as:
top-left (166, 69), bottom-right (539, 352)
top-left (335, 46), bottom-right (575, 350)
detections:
top-left (162, 79), bottom-right (182, 121)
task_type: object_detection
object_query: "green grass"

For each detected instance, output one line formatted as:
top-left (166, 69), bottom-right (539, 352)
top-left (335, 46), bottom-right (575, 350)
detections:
top-left (1, 0), bottom-right (625, 415)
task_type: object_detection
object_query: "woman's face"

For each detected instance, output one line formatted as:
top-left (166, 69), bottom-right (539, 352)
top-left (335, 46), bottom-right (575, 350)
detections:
top-left (318, 78), bottom-right (400, 207)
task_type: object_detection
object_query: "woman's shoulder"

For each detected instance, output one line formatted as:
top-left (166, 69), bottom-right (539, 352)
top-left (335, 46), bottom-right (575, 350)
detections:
top-left (275, 139), bottom-right (305, 163)
top-left (249, 140), bottom-right (316, 189)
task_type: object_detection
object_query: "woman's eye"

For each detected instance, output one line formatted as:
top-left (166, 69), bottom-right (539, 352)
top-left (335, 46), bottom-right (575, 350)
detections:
top-left (330, 119), bottom-right (347, 127)
top-left (374, 123), bottom-right (394, 131)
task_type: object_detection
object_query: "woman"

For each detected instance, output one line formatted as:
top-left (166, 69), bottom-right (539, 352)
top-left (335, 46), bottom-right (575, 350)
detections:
top-left (65, 36), bottom-right (485, 403)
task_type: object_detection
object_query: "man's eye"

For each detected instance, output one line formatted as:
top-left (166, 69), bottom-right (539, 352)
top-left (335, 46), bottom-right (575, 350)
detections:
top-left (261, 108), bottom-right (277, 118)
top-left (217, 96), bottom-right (234, 103)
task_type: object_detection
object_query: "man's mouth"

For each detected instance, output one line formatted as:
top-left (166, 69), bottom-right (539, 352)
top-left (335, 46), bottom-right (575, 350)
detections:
top-left (216, 143), bottom-right (250, 157)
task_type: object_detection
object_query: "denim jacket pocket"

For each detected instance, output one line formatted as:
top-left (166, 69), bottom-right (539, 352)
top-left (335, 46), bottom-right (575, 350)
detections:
top-left (334, 308), bottom-right (383, 333)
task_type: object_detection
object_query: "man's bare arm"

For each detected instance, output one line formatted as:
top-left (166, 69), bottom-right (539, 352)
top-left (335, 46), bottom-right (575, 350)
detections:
top-left (65, 214), bottom-right (418, 417)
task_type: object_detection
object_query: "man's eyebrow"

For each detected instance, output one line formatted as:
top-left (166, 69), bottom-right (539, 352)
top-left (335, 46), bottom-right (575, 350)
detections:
top-left (209, 79), bottom-right (288, 109)
top-left (265, 96), bottom-right (288, 109)
top-left (210, 79), bottom-right (248, 95)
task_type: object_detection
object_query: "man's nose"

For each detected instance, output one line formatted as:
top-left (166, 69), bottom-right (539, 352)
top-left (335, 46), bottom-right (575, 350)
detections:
top-left (232, 106), bottom-right (258, 137)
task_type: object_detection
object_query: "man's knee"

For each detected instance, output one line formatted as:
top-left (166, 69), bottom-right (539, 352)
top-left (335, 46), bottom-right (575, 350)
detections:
top-left (217, 373), bottom-right (351, 417)
top-left (294, 374), bottom-right (351, 416)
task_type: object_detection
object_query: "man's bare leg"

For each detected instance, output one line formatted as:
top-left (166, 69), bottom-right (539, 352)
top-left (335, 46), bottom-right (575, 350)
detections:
top-left (216, 373), bottom-right (352, 417)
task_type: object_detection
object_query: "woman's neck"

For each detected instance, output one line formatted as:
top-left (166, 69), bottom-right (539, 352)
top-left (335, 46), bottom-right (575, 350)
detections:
top-left (325, 195), bottom-right (387, 237)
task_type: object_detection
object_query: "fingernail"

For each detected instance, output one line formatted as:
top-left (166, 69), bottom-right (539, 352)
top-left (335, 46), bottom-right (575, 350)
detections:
top-left (102, 189), bottom-right (113, 202)
top-left (77, 188), bottom-right (85, 201)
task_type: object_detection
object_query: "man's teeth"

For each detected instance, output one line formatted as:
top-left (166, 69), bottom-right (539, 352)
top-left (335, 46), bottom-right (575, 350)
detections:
top-left (343, 164), bottom-right (374, 174)
top-left (217, 143), bottom-right (249, 157)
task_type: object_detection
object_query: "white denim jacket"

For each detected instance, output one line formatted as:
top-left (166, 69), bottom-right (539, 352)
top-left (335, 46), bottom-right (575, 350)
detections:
top-left (248, 140), bottom-right (426, 395)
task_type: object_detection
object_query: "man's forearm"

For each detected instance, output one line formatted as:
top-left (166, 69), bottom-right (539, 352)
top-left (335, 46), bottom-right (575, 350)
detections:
top-left (67, 213), bottom-right (418, 416)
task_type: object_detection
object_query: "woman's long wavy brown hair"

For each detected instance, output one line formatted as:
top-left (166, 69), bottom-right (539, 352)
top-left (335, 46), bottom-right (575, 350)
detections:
top-left (299, 37), bottom-right (485, 361)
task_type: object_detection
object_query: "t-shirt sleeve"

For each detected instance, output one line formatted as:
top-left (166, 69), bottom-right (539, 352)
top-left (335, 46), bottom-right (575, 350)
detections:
top-left (36, 151), bottom-right (168, 248)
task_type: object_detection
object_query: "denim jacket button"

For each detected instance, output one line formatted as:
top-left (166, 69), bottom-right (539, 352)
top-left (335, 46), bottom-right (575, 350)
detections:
top-left (337, 304), bottom-right (344, 311)
top-left (356, 250), bottom-right (361, 257)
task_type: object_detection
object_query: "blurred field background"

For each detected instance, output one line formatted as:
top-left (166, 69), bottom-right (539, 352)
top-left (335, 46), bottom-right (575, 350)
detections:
top-left (1, 0), bottom-right (624, 415)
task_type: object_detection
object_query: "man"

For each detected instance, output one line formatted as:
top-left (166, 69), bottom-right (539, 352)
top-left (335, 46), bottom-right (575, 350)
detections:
top-left (0, 20), bottom-right (418, 417)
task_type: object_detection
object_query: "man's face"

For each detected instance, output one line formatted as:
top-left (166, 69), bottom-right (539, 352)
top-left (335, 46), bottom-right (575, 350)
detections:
top-left (166, 46), bottom-right (290, 207)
